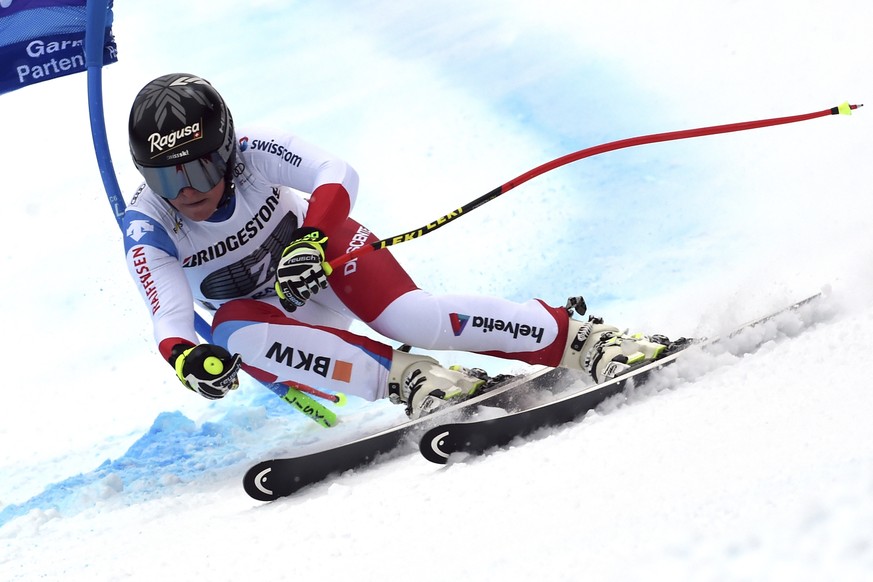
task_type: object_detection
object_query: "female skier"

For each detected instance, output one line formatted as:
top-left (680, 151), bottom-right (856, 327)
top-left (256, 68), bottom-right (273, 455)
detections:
top-left (123, 73), bottom-right (671, 418)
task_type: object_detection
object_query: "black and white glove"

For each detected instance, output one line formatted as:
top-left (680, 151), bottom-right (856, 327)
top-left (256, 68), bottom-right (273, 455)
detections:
top-left (170, 343), bottom-right (242, 400)
top-left (274, 227), bottom-right (331, 312)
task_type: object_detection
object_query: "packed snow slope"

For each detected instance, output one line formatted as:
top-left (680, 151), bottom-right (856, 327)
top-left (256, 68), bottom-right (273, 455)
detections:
top-left (1, 1), bottom-right (872, 580)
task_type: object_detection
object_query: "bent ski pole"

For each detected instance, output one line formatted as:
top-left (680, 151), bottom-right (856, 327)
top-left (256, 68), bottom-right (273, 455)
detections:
top-left (265, 381), bottom-right (348, 428)
top-left (325, 102), bottom-right (862, 274)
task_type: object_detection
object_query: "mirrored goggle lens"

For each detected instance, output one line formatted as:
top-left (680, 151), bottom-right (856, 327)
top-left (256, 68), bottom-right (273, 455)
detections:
top-left (140, 152), bottom-right (227, 200)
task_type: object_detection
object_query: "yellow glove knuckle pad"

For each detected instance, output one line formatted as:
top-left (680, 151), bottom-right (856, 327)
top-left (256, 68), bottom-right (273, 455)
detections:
top-left (203, 356), bottom-right (224, 375)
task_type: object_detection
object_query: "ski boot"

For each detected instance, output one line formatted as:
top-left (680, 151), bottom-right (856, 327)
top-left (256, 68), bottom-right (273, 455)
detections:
top-left (387, 350), bottom-right (487, 419)
top-left (559, 317), bottom-right (676, 383)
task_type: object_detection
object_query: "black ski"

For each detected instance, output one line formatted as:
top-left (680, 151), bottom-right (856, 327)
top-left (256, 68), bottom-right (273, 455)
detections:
top-left (243, 365), bottom-right (587, 501)
top-left (419, 293), bottom-right (823, 464)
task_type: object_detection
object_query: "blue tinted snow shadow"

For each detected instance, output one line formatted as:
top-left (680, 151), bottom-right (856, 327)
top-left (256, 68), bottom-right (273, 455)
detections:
top-left (0, 389), bottom-right (324, 529)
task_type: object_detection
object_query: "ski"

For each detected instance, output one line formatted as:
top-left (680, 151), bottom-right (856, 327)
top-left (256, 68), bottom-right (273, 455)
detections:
top-left (419, 293), bottom-right (824, 464)
top-left (243, 364), bottom-right (587, 501)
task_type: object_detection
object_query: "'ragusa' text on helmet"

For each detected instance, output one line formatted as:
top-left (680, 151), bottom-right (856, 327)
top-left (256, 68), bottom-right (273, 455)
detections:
top-left (128, 73), bottom-right (236, 200)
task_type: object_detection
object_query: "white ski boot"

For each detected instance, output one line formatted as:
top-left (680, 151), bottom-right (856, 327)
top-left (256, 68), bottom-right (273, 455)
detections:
top-left (560, 318), bottom-right (670, 383)
top-left (387, 351), bottom-right (486, 419)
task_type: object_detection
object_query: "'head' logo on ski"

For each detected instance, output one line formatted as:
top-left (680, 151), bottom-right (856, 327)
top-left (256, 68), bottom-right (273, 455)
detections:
top-left (449, 313), bottom-right (470, 336)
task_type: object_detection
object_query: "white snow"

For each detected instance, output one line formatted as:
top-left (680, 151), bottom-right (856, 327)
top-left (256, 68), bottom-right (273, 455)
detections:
top-left (1, 1), bottom-right (872, 580)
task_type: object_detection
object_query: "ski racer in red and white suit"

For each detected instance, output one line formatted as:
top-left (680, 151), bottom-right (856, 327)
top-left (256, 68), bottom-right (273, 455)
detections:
top-left (123, 73), bottom-right (670, 419)
top-left (123, 126), bottom-right (573, 403)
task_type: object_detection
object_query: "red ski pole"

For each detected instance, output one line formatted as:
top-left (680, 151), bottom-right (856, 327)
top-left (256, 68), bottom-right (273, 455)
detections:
top-left (325, 102), bottom-right (861, 274)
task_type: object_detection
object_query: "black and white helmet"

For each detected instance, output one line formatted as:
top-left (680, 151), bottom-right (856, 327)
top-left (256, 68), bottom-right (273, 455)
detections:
top-left (128, 73), bottom-right (236, 200)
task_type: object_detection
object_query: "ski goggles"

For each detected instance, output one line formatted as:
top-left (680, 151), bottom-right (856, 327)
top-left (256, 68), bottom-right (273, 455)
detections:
top-left (138, 150), bottom-right (228, 200)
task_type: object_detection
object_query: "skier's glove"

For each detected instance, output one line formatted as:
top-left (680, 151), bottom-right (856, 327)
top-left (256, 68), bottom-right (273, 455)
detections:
top-left (275, 227), bottom-right (331, 312)
top-left (170, 343), bottom-right (242, 400)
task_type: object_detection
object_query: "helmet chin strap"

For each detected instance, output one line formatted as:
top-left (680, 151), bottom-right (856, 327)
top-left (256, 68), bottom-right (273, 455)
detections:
top-left (201, 136), bottom-right (239, 221)
top-left (200, 180), bottom-right (235, 224)
top-left (218, 178), bottom-right (235, 208)
top-left (216, 139), bottom-right (238, 210)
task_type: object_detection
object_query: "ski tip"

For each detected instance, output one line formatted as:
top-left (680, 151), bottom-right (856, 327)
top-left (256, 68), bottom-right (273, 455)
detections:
top-left (244, 463), bottom-right (279, 502)
top-left (420, 427), bottom-right (453, 464)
